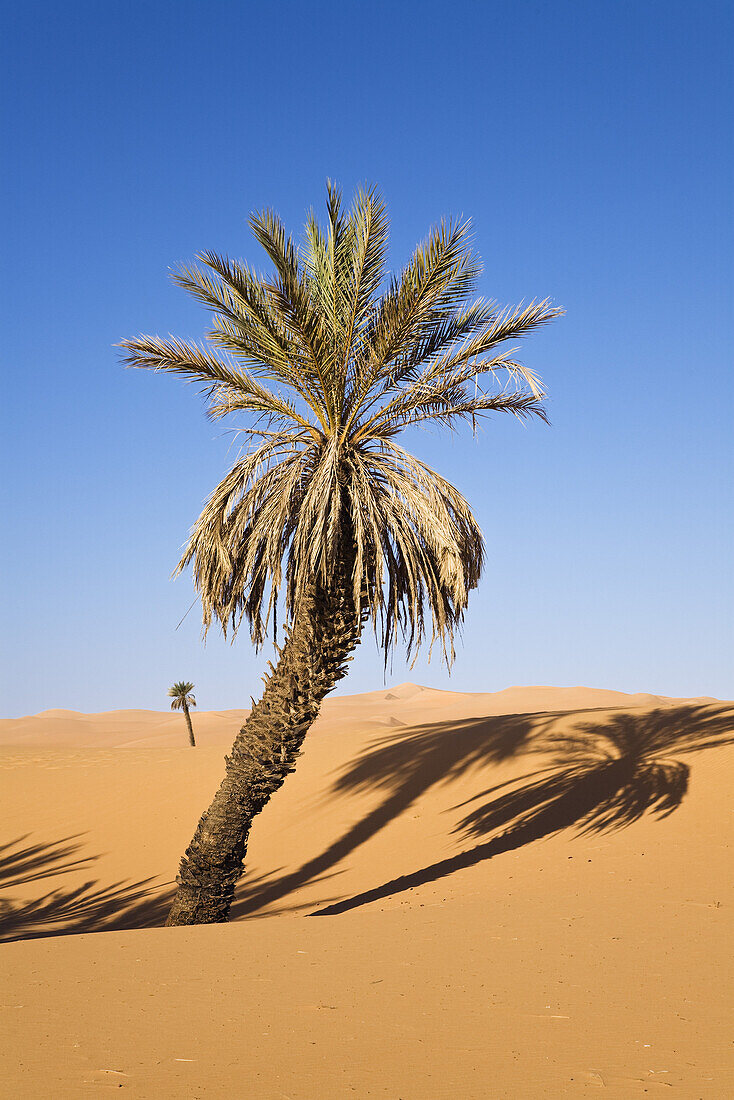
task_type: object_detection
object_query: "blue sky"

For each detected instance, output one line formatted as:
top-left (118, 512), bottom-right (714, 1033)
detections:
top-left (2, 0), bottom-right (732, 716)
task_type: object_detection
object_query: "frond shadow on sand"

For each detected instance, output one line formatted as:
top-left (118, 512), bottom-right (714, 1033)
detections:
top-left (311, 704), bottom-right (734, 915)
top-left (228, 702), bottom-right (733, 919)
top-left (0, 836), bottom-right (172, 943)
top-left (231, 707), bottom-right (542, 919)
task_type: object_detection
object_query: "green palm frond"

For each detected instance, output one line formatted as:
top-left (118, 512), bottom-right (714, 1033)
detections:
top-left (123, 185), bottom-right (562, 664)
top-left (168, 681), bottom-right (196, 710)
top-left (117, 334), bottom-right (321, 438)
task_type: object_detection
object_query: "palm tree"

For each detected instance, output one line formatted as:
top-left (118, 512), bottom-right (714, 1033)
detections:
top-left (168, 681), bottom-right (197, 747)
top-left (120, 184), bottom-right (562, 926)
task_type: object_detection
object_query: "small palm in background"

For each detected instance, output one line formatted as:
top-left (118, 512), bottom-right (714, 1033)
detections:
top-left (168, 682), bottom-right (197, 747)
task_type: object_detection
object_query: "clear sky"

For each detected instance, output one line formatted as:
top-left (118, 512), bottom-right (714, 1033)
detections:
top-left (2, 0), bottom-right (732, 716)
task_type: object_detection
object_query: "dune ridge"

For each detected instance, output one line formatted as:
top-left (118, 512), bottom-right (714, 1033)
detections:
top-left (0, 681), bottom-right (716, 748)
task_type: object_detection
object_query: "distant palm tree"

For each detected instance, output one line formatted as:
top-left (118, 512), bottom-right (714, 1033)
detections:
top-left (168, 682), bottom-right (197, 747)
top-left (121, 184), bottom-right (562, 926)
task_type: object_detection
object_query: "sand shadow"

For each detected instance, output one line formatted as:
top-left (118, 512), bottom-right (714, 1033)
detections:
top-left (232, 707), bottom-right (563, 918)
top-left (0, 836), bottom-right (172, 942)
top-left (311, 704), bottom-right (734, 915)
top-left (7, 704), bottom-right (730, 936)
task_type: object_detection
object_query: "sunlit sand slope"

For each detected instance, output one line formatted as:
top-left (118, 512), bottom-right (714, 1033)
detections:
top-left (1, 684), bottom-right (733, 1097)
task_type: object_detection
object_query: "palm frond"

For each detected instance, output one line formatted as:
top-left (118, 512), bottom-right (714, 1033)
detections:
top-left (124, 185), bottom-right (562, 664)
top-left (342, 217), bottom-right (479, 433)
top-left (168, 681), bottom-right (196, 709)
top-left (118, 334), bottom-right (322, 438)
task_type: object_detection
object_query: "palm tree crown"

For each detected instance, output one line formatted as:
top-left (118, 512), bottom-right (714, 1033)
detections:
top-left (168, 682), bottom-right (196, 711)
top-left (121, 185), bottom-right (561, 663)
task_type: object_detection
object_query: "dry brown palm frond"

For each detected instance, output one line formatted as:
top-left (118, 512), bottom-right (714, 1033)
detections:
top-left (122, 184), bottom-right (562, 664)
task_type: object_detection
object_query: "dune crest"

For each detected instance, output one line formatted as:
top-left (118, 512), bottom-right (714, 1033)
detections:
top-left (2, 684), bottom-right (716, 748)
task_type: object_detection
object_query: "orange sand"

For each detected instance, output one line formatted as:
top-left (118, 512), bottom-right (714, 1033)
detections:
top-left (1, 684), bottom-right (733, 1097)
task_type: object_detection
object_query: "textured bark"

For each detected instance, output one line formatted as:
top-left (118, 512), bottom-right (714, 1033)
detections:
top-left (165, 562), bottom-right (362, 926)
top-left (182, 704), bottom-right (196, 747)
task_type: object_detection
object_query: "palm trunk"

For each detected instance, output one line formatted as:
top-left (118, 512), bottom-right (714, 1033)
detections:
top-left (182, 703), bottom-right (196, 747)
top-left (166, 561), bottom-right (362, 926)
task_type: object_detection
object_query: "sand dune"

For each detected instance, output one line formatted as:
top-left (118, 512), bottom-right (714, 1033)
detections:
top-left (2, 683), bottom-right (733, 1097)
top-left (0, 682), bottom-right (709, 749)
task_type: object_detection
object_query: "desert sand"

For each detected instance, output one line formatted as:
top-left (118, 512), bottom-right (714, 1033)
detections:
top-left (1, 683), bottom-right (733, 1098)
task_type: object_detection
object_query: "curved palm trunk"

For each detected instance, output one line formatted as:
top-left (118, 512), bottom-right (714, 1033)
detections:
top-left (182, 703), bottom-right (196, 747)
top-left (166, 562), bottom-right (362, 926)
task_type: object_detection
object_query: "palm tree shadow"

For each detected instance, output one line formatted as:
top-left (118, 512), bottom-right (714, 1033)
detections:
top-left (0, 836), bottom-right (172, 943)
top-left (233, 707), bottom-right (590, 918)
top-left (312, 703), bottom-right (734, 916)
